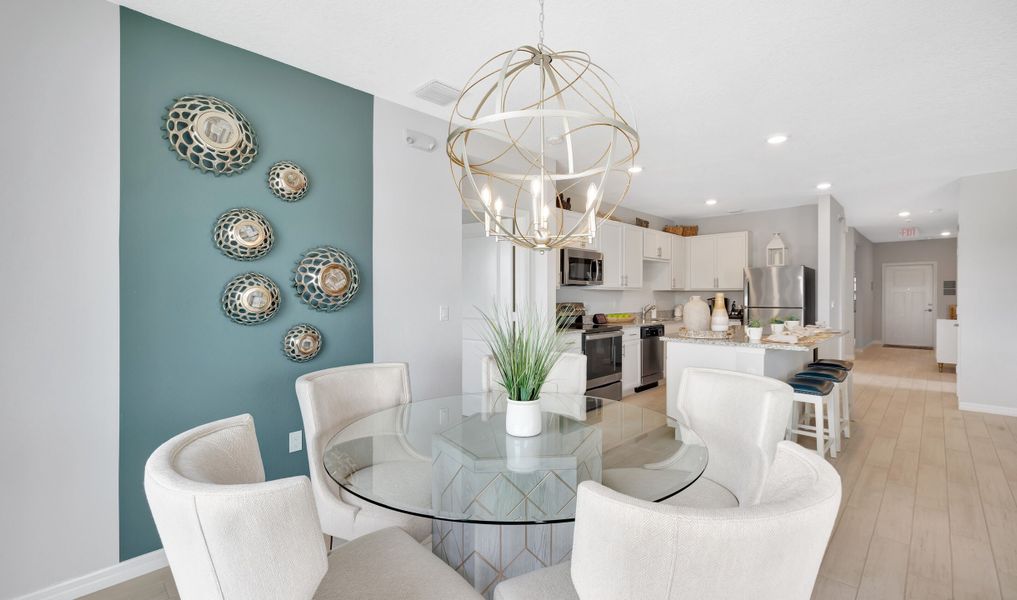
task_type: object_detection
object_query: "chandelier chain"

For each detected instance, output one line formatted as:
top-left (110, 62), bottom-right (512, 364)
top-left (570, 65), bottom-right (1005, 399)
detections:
top-left (538, 0), bottom-right (544, 47)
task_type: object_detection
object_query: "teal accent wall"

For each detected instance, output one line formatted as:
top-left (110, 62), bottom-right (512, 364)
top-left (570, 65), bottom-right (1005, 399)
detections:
top-left (120, 9), bottom-right (373, 560)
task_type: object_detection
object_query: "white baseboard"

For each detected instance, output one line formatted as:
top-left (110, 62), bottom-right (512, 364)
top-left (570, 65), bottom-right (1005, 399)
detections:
top-left (959, 402), bottom-right (1017, 417)
top-left (14, 550), bottom-right (167, 600)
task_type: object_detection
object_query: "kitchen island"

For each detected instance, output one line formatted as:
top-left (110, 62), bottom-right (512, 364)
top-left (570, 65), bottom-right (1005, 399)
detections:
top-left (663, 328), bottom-right (847, 419)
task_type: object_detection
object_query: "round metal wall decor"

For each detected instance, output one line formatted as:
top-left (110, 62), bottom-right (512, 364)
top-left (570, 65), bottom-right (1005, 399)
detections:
top-left (293, 246), bottom-right (360, 312)
top-left (163, 95), bottom-right (258, 176)
top-left (221, 272), bottom-right (281, 325)
top-left (268, 161), bottom-right (309, 201)
top-left (213, 208), bottom-right (274, 260)
top-left (282, 324), bottom-right (323, 362)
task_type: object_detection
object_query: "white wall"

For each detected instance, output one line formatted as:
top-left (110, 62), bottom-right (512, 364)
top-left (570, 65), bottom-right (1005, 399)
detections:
top-left (373, 98), bottom-right (463, 400)
top-left (0, 0), bottom-right (121, 597)
top-left (956, 169), bottom-right (1017, 415)
top-left (818, 195), bottom-right (850, 358)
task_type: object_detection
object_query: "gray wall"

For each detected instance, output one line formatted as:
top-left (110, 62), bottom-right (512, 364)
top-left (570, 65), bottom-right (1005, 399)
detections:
top-left (854, 230), bottom-right (876, 349)
top-left (871, 238), bottom-right (957, 341)
top-left (689, 204), bottom-right (819, 271)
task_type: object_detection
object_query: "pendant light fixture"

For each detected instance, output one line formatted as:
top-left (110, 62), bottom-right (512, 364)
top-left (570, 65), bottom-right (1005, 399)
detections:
top-left (447, 0), bottom-right (640, 251)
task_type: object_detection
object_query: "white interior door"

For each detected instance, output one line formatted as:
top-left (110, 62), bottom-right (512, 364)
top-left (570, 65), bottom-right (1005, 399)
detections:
top-left (883, 263), bottom-right (936, 347)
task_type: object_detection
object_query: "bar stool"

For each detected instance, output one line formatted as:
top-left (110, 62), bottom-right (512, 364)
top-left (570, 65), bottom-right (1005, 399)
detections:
top-left (786, 377), bottom-right (840, 458)
top-left (806, 360), bottom-right (853, 442)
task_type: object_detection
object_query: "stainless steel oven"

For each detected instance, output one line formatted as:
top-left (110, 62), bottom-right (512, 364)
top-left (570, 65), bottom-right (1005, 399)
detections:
top-left (560, 248), bottom-right (604, 286)
top-left (582, 329), bottom-right (622, 401)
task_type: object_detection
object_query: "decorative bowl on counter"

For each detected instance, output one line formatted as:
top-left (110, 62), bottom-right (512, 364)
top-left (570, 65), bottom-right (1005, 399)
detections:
top-left (605, 313), bottom-right (636, 323)
top-left (675, 327), bottom-right (733, 340)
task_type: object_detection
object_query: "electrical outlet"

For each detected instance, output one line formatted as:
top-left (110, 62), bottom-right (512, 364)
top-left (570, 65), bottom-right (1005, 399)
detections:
top-left (289, 430), bottom-right (302, 453)
top-left (439, 305), bottom-right (450, 321)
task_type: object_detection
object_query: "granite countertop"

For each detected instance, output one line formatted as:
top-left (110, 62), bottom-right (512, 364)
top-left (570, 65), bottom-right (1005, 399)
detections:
top-left (663, 329), bottom-right (847, 352)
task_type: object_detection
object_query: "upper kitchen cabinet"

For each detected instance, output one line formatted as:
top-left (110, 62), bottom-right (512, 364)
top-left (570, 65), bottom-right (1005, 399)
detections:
top-left (688, 231), bottom-right (748, 290)
top-left (670, 235), bottom-right (687, 289)
top-left (642, 229), bottom-right (672, 261)
top-left (597, 220), bottom-right (643, 289)
top-left (560, 210), bottom-right (594, 249)
top-left (622, 224), bottom-right (644, 288)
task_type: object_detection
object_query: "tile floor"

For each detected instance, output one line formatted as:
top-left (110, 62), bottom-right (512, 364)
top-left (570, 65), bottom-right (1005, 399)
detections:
top-left (87, 346), bottom-right (1014, 600)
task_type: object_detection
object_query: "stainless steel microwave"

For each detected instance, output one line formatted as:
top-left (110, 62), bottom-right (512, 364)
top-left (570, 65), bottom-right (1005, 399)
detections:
top-left (560, 247), bottom-right (604, 286)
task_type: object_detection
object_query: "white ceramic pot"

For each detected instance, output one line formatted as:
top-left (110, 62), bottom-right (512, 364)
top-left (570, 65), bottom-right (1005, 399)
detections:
top-left (505, 434), bottom-right (541, 473)
top-left (683, 296), bottom-right (710, 332)
top-left (785, 320), bottom-right (800, 330)
top-left (711, 292), bottom-right (730, 332)
top-left (746, 326), bottom-right (763, 341)
top-left (770, 323), bottom-right (785, 335)
top-left (505, 398), bottom-right (542, 437)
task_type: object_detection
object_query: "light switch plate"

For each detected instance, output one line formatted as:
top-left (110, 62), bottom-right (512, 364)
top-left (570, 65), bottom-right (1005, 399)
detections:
top-left (439, 305), bottom-right (450, 321)
top-left (289, 430), bottom-right (302, 453)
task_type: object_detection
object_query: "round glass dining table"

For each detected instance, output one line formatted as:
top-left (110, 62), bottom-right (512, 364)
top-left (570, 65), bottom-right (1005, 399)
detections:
top-left (323, 393), bottom-right (707, 597)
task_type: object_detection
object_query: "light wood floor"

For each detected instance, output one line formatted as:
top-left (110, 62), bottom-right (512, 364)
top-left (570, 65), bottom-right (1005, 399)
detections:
top-left (87, 346), bottom-right (1014, 600)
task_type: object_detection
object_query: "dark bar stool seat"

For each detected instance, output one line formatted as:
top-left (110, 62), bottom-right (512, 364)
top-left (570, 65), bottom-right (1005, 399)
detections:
top-left (786, 375), bottom-right (839, 458)
top-left (809, 358), bottom-right (853, 371)
top-left (787, 377), bottom-right (835, 396)
top-left (796, 367), bottom-right (847, 383)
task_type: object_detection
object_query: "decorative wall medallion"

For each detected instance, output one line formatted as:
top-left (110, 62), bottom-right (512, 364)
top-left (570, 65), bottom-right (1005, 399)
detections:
top-left (222, 272), bottom-right (281, 325)
top-left (293, 246), bottom-right (360, 311)
top-left (282, 324), bottom-right (323, 362)
top-left (213, 208), bottom-right (274, 260)
top-left (163, 95), bottom-right (258, 176)
top-left (267, 161), bottom-right (309, 201)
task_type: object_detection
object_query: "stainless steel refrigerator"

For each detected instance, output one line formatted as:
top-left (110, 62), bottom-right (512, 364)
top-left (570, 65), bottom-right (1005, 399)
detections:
top-left (742, 266), bottom-right (816, 326)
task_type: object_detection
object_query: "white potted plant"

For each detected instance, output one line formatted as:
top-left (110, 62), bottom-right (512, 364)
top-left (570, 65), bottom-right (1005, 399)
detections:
top-left (784, 315), bottom-right (801, 330)
top-left (480, 306), bottom-right (567, 437)
top-left (770, 317), bottom-right (785, 335)
top-left (746, 319), bottom-right (763, 341)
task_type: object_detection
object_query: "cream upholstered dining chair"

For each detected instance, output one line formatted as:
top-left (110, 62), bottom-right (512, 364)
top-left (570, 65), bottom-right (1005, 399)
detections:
top-left (481, 353), bottom-right (587, 395)
top-left (493, 441), bottom-right (841, 600)
top-left (663, 367), bottom-right (794, 508)
top-left (144, 414), bottom-right (481, 600)
top-left (295, 363), bottom-right (430, 542)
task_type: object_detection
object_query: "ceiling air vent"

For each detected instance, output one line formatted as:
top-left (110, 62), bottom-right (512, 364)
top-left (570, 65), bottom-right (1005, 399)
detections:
top-left (414, 80), bottom-right (461, 106)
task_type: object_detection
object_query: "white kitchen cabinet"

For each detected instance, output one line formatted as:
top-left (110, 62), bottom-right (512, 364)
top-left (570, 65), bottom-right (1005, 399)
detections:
top-left (597, 221), bottom-right (643, 289)
top-left (670, 235), bottom-right (687, 290)
top-left (597, 220), bottom-right (623, 287)
top-left (642, 229), bottom-right (672, 261)
top-left (687, 231), bottom-right (748, 290)
top-left (622, 225), bottom-right (644, 288)
top-left (935, 319), bottom-right (958, 371)
top-left (621, 336), bottom-right (641, 395)
top-left (715, 232), bottom-right (748, 288)
top-left (560, 211), bottom-right (593, 249)
top-left (561, 331), bottom-right (583, 355)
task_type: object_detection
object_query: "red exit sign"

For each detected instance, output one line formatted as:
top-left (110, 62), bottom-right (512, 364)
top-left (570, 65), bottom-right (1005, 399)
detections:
top-left (898, 226), bottom-right (920, 240)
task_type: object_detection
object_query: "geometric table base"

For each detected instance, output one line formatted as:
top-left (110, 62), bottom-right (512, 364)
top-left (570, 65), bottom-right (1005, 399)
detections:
top-left (432, 520), bottom-right (575, 599)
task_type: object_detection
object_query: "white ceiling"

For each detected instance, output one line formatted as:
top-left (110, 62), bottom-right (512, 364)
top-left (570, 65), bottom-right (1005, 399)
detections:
top-left (115, 0), bottom-right (1017, 242)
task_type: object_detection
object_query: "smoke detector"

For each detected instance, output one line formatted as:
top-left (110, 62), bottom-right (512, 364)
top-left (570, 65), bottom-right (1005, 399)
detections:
top-left (414, 80), bottom-right (461, 106)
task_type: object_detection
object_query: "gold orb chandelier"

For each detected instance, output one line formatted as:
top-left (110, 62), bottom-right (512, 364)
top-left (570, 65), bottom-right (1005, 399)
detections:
top-left (447, 0), bottom-right (640, 251)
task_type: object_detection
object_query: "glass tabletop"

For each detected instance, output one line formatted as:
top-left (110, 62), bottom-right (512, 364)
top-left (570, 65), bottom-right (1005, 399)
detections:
top-left (323, 393), bottom-right (708, 525)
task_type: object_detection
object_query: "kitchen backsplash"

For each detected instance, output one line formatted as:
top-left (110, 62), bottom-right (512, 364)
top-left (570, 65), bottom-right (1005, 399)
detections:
top-left (556, 288), bottom-right (745, 318)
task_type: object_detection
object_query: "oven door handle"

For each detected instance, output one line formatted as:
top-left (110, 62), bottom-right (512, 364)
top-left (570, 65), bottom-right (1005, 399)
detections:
top-left (584, 331), bottom-right (622, 341)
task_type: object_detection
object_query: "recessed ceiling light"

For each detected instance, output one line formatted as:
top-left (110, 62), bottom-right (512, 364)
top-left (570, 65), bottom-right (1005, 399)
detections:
top-left (627, 165), bottom-right (643, 174)
top-left (705, 198), bottom-right (718, 206)
top-left (816, 182), bottom-right (832, 191)
top-left (766, 134), bottom-right (789, 145)
top-left (898, 211), bottom-right (911, 217)
top-left (941, 231), bottom-right (951, 236)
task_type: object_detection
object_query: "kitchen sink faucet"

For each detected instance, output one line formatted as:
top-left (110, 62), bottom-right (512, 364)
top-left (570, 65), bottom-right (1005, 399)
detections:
top-left (642, 304), bottom-right (657, 320)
